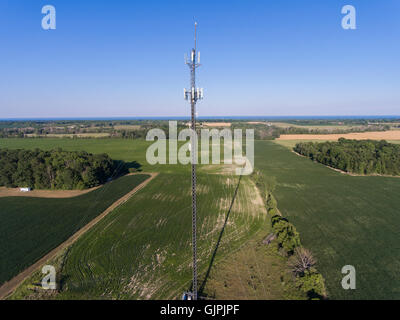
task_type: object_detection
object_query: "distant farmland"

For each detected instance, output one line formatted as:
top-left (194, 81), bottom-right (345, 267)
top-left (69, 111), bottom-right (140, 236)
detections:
top-left (255, 141), bottom-right (400, 299)
top-left (277, 130), bottom-right (400, 141)
top-left (0, 174), bottom-right (149, 286)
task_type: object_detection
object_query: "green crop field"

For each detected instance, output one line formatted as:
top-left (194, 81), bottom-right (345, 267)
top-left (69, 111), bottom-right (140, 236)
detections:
top-left (255, 141), bottom-right (400, 299)
top-left (0, 174), bottom-right (149, 286)
top-left (12, 172), bottom-right (268, 299)
top-left (59, 172), bottom-right (267, 299)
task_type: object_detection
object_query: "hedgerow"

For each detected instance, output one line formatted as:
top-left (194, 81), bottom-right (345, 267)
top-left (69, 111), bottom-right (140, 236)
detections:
top-left (253, 172), bottom-right (327, 299)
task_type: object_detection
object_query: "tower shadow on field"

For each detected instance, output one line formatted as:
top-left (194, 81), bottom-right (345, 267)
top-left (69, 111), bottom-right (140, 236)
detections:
top-left (198, 174), bottom-right (242, 297)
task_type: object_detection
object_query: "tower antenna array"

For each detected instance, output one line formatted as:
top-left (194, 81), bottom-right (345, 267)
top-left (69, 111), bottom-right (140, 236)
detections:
top-left (183, 21), bottom-right (203, 300)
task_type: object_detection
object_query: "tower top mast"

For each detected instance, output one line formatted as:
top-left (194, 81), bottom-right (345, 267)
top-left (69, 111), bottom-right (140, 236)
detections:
top-left (194, 21), bottom-right (197, 51)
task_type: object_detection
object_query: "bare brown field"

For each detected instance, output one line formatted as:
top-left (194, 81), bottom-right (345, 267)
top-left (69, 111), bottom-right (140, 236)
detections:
top-left (271, 122), bottom-right (357, 130)
top-left (26, 133), bottom-right (110, 138)
top-left (0, 186), bottom-right (100, 198)
top-left (202, 122), bottom-right (231, 127)
top-left (113, 125), bottom-right (141, 130)
top-left (277, 130), bottom-right (400, 141)
top-left (246, 121), bottom-right (267, 125)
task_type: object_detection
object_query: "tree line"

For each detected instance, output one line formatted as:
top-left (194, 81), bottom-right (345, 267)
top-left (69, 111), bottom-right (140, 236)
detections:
top-left (294, 138), bottom-right (400, 176)
top-left (252, 170), bottom-right (327, 299)
top-left (0, 148), bottom-right (125, 190)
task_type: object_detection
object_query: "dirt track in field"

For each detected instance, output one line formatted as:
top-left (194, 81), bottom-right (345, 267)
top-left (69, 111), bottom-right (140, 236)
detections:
top-left (0, 173), bottom-right (158, 300)
top-left (0, 186), bottom-right (101, 198)
top-left (277, 130), bottom-right (400, 141)
top-left (0, 173), bottom-right (148, 199)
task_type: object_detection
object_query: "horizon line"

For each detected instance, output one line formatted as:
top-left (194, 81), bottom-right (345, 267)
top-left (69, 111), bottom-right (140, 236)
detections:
top-left (1, 115), bottom-right (400, 121)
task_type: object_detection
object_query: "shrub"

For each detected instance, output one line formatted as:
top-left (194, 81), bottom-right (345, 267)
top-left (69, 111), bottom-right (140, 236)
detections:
top-left (266, 193), bottom-right (277, 210)
top-left (268, 207), bottom-right (278, 216)
top-left (295, 270), bottom-right (327, 299)
top-left (271, 214), bottom-right (286, 227)
top-left (272, 216), bottom-right (301, 255)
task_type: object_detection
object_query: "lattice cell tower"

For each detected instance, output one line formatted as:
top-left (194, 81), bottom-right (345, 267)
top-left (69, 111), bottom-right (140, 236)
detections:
top-left (183, 21), bottom-right (203, 300)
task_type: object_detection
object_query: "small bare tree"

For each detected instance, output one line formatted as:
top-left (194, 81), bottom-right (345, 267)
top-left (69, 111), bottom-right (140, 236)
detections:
top-left (288, 247), bottom-right (316, 276)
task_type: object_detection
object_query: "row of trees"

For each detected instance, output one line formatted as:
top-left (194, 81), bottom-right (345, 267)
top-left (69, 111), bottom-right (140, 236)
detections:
top-left (0, 148), bottom-right (123, 190)
top-left (257, 171), bottom-right (327, 299)
top-left (294, 138), bottom-right (400, 176)
top-left (231, 123), bottom-right (279, 140)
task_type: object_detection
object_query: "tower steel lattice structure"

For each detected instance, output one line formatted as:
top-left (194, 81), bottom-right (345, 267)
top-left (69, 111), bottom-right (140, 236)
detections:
top-left (183, 22), bottom-right (203, 300)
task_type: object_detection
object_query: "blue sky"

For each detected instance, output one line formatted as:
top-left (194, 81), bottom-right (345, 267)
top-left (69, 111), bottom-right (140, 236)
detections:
top-left (0, 0), bottom-right (399, 118)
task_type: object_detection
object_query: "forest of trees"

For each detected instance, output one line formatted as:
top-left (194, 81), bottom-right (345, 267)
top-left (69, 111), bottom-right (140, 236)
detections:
top-left (294, 138), bottom-right (400, 176)
top-left (0, 148), bottom-right (124, 189)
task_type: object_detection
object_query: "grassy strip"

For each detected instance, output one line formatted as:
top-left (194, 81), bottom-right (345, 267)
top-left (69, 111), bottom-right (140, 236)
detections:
top-left (252, 170), bottom-right (327, 300)
top-left (201, 230), bottom-right (306, 300)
